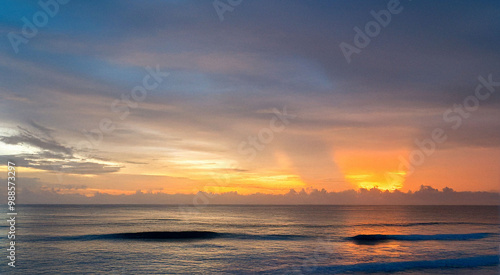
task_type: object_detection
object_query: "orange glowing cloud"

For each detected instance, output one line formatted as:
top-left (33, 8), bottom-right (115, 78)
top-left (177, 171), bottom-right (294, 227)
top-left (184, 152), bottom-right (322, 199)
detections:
top-left (334, 149), bottom-right (409, 190)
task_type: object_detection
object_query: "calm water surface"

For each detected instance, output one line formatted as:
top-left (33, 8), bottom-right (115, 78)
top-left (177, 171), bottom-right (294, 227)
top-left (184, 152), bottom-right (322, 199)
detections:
top-left (1, 205), bottom-right (499, 274)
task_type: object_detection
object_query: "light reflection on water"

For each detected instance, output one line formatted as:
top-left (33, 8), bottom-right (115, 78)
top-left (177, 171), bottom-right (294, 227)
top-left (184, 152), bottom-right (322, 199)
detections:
top-left (0, 205), bottom-right (498, 274)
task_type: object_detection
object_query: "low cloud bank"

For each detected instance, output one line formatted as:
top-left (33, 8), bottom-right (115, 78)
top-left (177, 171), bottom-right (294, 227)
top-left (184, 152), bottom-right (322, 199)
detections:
top-left (2, 183), bottom-right (499, 205)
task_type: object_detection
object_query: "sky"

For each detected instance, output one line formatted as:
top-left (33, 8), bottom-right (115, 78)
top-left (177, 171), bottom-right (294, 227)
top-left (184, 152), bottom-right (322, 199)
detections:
top-left (0, 0), bottom-right (499, 202)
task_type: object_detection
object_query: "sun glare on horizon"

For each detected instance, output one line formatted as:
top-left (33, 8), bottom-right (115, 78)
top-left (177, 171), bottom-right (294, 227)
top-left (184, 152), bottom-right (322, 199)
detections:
top-left (334, 150), bottom-right (409, 190)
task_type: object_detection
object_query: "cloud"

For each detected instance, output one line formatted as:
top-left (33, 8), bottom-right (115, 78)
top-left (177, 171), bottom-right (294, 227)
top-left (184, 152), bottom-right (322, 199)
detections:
top-left (1, 184), bottom-right (497, 205)
top-left (0, 0), bottom-right (499, 193)
top-left (28, 119), bottom-right (55, 138)
top-left (0, 123), bottom-right (121, 175)
top-left (1, 126), bottom-right (72, 155)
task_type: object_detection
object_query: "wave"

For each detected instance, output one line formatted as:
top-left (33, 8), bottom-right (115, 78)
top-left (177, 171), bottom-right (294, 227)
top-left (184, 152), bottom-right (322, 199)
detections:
top-left (266, 255), bottom-right (500, 274)
top-left (349, 233), bottom-right (492, 244)
top-left (48, 231), bottom-right (309, 242)
top-left (132, 221), bottom-right (498, 230)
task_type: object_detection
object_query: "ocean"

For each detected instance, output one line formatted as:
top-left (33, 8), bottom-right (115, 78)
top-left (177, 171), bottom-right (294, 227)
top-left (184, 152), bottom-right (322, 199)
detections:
top-left (1, 205), bottom-right (499, 274)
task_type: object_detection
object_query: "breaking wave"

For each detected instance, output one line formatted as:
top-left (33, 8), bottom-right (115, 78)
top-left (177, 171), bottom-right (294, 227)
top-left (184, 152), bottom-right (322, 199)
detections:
top-left (47, 231), bottom-right (310, 241)
top-left (349, 233), bottom-right (492, 244)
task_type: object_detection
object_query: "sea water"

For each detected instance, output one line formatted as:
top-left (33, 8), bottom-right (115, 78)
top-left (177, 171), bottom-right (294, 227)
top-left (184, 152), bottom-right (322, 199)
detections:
top-left (1, 205), bottom-right (498, 274)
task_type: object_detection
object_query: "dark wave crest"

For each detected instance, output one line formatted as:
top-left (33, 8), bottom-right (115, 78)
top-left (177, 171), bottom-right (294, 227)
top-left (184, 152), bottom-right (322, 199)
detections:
top-left (49, 231), bottom-right (309, 242)
top-left (349, 233), bottom-right (492, 244)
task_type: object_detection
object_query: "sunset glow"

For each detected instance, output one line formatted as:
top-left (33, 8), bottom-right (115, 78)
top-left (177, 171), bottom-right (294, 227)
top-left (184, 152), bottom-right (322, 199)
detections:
top-left (0, 1), bottom-right (499, 202)
top-left (334, 150), bottom-right (410, 190)
top-left (1, 1), bottom-right (499, 274)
